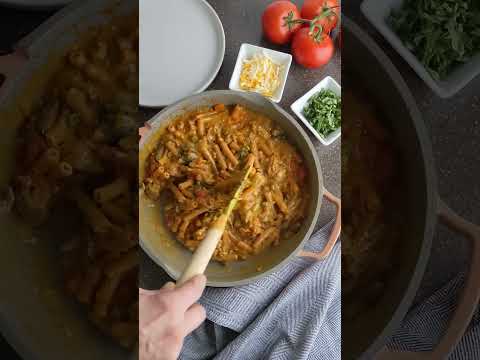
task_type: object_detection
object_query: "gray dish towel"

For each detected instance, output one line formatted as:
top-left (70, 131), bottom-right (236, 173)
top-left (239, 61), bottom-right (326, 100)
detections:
top-left (177, 220), bottom-right (341, 360)
top-left (388, 272), bottom-right (480, 360)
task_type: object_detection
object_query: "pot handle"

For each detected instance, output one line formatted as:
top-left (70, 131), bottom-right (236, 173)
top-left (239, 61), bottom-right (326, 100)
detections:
top-left (375, 196), bottom-right (480, 360)
top-left (297, 188), bottom-right (341, 260)
top-left (0, 49), bottom-right (28, 96)
top-left (139, 123), bottom-right (151, 139)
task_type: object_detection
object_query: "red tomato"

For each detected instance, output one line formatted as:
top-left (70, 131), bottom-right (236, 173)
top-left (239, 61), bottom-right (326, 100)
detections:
top-left (291, 27), bottom-right (334, 69)
top-left (262, 1), bottom-right (301, 45)
top-left (301, 0), bottom-right (340, 34)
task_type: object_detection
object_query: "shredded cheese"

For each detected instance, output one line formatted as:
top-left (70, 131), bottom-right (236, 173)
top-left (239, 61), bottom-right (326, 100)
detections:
top-left (239, 53), bottom-right (283, 98)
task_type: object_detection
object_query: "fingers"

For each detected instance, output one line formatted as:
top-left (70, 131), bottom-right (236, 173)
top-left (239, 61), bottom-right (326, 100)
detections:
top-left (139, 281), bottom-right (174, 296)
top-left (183, 303), bottom-right (207, 334)
top-left (139, 292), bottom-right (165, 327)
top-left (139, 288), bottom-right (158, 296)
top-left (174, 274), bottom-right (207, 310)
top-left (139, 276), bottom-right (206, 326)
top-left (138, 277), bottom-right (207, 359)
top-left (162, 282), bottom-right (176, 290)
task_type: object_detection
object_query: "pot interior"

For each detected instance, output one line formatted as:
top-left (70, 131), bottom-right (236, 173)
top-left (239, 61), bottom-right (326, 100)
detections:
top-left (0, 2), bottom-right (136, 359)
top-left (342, 18), bottom-right (435, 360)
top-left (139, 91), bottom-right (322, 287)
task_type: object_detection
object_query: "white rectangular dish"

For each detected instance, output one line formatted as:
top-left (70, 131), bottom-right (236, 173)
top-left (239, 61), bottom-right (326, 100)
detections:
top-left (361, 0), bottom-right (480, 98)
top-left (290, 76), bottom-right (341, 146)
top-left (229, 43), bottom-right (292, 103)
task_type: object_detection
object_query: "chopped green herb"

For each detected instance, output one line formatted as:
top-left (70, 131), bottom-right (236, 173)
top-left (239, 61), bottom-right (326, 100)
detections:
top-left (179, 145), bottom-right (197, 165)
top-left (238, 145), bottom-right (251, 160)
top-left (302, 89), bottom-right (341, 138)
top-left (388, 0), bottom-right (480, 79)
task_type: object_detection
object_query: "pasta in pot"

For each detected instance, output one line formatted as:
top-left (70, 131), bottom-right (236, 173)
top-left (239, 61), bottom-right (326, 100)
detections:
top-left (342, 89), bottom-right (403, 319)
top-left (9, 14), bottom-right (139, 348)
top-left (143, 104), bottom-right (309, 262)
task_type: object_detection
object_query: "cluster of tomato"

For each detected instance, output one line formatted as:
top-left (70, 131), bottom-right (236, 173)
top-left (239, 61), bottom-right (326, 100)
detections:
top-left (262, 0), bottom-right (340, 69)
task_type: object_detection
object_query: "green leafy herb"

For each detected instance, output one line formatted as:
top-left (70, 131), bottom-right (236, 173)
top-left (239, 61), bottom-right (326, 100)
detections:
top-left (302, 89), bottom-right (341, 138)
top-left (388, 0), bottom-right (480, 79)
top-left (179, 145), bottom-right (196, 165)
top-left (238, 145), bottom-right (251, 160)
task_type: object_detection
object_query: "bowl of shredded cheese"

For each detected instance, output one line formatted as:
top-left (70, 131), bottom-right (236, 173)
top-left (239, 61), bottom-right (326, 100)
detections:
top-left (229, 43), bottom-right (292, 103)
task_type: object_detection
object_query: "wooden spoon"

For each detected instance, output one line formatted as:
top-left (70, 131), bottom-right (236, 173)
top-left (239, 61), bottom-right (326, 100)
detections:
top-left (177, 163), bottom-right (254, 285)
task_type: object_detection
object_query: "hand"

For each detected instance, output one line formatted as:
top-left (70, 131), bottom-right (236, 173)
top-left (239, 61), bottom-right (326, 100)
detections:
top-left (139, 275), bottom-right (207, 360)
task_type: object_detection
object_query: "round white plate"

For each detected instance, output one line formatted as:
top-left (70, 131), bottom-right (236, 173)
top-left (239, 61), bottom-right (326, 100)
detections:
top-left (0, 0), bottom-right (72, 8)
top-left (140, 0), bottom-right (225, 107)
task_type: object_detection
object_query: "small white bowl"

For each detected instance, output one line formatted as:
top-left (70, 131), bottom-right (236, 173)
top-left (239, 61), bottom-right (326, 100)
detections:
top-left (361, 0), bottom-right (480, 98)
top-left (229, 43), bottom-right (292, 103)
top-left (290, 76), bottom-right (341, 146)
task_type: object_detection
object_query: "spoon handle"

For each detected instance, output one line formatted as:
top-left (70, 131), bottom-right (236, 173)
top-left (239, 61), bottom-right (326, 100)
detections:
top-left (176, 214), bottom-right (227, 286)
top-left (176, 164), bottom-right (253, 286)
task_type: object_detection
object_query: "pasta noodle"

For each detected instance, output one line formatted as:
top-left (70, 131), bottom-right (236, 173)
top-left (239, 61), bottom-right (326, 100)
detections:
top-left (105, 250), bottom-right (138, 278)
top-left (213, 143), bottom-right (227, 170)
top-left (71, 190), bottom-right (112, 233)
top-left (143, 104), bottom-right (309, 262)
top-left (55, 161), bottom-right (73, 178)
top-left (33, 147), bottom-right (60, 176)
top-left (272, 188), bottom-right (288, 214)
top-left (94, 177), bottom-right (129, 204)
top-left (65, 87), bottom-right (97, 126)
top-left (101, 200), bottom-right (132, 224)
top-left (94, 275), bottom-right (122, 318)
top-left (342, 89), bottom-right (402, 319)
top-left (218, 136), bottom-right (238, 166)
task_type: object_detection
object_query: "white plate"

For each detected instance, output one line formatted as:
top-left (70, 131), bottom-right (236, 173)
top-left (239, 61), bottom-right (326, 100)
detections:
top-left (361, 0), bottom-right (480, 98)
top-left (140, 0), bottom-right (225, 107)
top-left (290, 76), bottom-right (341, 146)
top-left (229, 43), bottom-right (292, 103)
top-left (0, 0), bottom-right (72, 8)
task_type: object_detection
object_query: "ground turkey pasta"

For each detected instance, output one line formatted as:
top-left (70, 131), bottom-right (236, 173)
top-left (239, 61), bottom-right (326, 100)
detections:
top-left (9, 14), bottom-right (139, 348)
top-left (143, 104), bottom-right (309, 262)
top-left (342, 89), bottom-right (402, 319)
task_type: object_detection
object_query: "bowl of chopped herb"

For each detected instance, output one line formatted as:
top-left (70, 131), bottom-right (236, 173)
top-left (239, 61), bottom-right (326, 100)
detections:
top-left (290, 76), bottom-right (341, 145)
top-left (361, 0), bottom-right (480, 98)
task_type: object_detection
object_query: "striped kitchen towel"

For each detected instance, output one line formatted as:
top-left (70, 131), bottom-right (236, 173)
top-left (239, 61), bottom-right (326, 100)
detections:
top-left (388, 272), bottom-right (480, 359)
top-left (179, 220), bottom-right (341, 360)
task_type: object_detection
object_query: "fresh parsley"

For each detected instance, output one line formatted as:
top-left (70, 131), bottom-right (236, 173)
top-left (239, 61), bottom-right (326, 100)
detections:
top-left (388, 0), bottom-right (480, 79)
top-left (302, 89), bottom-right (341, 138)
top-left (238, 145), bottom-right (250, 160)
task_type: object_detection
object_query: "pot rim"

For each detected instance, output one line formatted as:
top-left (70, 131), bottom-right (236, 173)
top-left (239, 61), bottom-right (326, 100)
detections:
top-left (139, 89), bottom-right (324, 287)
